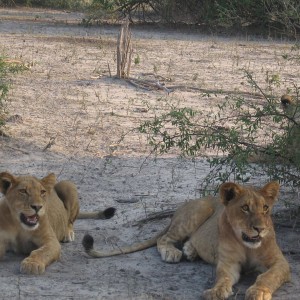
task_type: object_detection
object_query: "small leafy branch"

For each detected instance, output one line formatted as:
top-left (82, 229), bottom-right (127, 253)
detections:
top-left (139, 69), bottom-right (300, 190)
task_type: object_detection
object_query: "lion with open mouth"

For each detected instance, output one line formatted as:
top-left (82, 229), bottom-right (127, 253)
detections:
top-left (0, 171), bottom-right (115, 275)
top-left (83, 181), bottom-right (290, 299)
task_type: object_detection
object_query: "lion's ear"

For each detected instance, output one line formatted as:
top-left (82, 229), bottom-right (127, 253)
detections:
top-left (0, 172), bottom-right (17, 195)
top-left (219, 182), bottom-right (244, 206)
top-left (260, 181), bottom-right (280, 204)
top-left (40, 173), bottom-right (56, 192)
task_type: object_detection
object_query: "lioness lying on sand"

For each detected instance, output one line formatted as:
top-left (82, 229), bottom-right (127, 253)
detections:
top-left (0, 171), bottom-right (115, 275)
top-left (83, 181), bottom-right (290, 299)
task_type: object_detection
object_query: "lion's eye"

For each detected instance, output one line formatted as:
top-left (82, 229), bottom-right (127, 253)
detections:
top-left (263, 205), bottom-right (269, 212)
top-left (19, 189), bottom-right (27, 195)
top-left (241, 205), bottom-right (249, 212)
top-left (41, 189), bottom-right (46, 196)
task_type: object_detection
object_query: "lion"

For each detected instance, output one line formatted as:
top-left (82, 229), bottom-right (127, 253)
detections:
top-left (83, 181), bottom-right (290, 299)
top-left (281, 94), bottom-right (296, 112)
top-left (0, 171), bottom-right (115, 275)
top-left (281, 94), bottom-right (300, 164)
top-left (281, 94), bottom-right (300, 124)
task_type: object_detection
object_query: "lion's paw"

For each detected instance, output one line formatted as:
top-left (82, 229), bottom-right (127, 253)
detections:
top-left (158, 247), bottom-right (182, 263)
top-left (63, 229), bottom-right (75, 242)
top-left (20, 257), bottom-right (45, 275)
top-left (183, 241), bottom-right (198, 261)
top-left (202, 286), bottom-right (233, 300)
top-left (245, 285), bottom-right (272, 300)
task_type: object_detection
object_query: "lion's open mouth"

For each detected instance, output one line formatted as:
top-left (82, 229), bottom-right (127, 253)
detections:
top-left (20, 213), bottom-right (39, 227)
top-left (242, 232), bottom-right (261, 244)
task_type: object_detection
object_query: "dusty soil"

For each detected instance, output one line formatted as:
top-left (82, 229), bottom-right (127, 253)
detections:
top-left (0, 7), bottom-right (300, 300)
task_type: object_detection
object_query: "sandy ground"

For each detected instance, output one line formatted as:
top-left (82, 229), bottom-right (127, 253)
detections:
top-left (0, 7), bottom-right (300, 300)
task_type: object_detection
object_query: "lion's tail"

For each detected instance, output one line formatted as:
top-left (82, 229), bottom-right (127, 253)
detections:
top-left (82, 228), bottom-right (168, 258)
top-left (77, 207), bottom-right (116, 220)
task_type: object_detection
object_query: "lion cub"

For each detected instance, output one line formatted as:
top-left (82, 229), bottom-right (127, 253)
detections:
top-left (0, 171), bottom-right (115, 275)
top-left (83, 181), bottom-right (290, 299)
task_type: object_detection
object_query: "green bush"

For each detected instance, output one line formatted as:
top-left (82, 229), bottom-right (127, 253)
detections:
top-left (86, 0), bottom-right (299, 37)
top-left (86, 0), bottom-right (213, 23)
top-left (1, 0), bottom-right (298, 36)
top-left (139, 68), bottom-right (300, 190)
top-left (215, 0), bottom-right (300, 36)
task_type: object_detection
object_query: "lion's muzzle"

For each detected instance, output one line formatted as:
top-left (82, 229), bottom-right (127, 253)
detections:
top-left (20, 213), bottom-right (39, 229)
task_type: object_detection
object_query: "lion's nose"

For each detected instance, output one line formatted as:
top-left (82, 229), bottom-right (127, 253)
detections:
top-left (253, 226), bottom-right (264, 234)
top-left (31, 205), bottom-right (42, 213)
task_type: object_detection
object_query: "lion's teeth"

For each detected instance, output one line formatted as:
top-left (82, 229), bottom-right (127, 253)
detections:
top-left (26, 215), bottom-right (38, 223)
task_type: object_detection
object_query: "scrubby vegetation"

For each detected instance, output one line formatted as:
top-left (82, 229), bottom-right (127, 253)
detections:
top-left (139, 66), bottom-right (300, 190)
top-left (1, 1), bottom-right (299, 37)
top-left (86, 0), bottom-right (300, 38)
top-left (0, 58), bottom-right (26, 127)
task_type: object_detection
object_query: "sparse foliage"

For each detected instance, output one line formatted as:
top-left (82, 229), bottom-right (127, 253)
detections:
top-left (86, 0), bottom-right (300, 37)
top-left (0, 57), bottom-right (26, 126)
top-left (139, 68), bottom-right (300, 190)
top-left (1, 0), bottom-right (299, 37)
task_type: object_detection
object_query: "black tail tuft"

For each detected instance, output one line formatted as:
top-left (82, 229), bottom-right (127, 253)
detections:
top-left (82, 233), bottom-right (94, 252)
top-left (103, 207), bottom-right (116, 219)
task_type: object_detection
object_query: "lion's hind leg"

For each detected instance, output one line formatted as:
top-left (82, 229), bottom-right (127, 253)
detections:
top-left (54, 180), bottom-right (79, 242)
top-left (63, 224), bottom-right (75, 242)
top-left (157, 234), bottom-right (184, 263)
top-left (182, 240), bottom-right (198, 261)
top-left (157, 196), bottom-right (215, 263)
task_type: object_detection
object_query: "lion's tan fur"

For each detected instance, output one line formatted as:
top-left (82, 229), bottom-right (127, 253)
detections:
top-left (281, 94), bottom-right (300, 128)
top-left (281, 94), bottom-right (300, 164)
top-left (0, 171), bottom-right (113, 275)
top-left (83, 181), bottom-right (290, 299)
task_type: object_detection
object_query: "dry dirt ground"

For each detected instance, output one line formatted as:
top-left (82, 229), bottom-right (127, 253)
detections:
top-left (0, 7), bottom-right (300, 300)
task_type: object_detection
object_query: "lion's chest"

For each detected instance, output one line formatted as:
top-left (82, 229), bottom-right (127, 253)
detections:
top-left (243, 253), bottom-right (268, 273)
top-left (242, 234), bottom-right (278, 272)
top-left (0, 208), bottom-right (38, 255)
top-left (9, 232), bottom-right (37, 255)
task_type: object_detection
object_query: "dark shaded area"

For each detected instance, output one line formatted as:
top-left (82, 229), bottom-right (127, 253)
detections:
top-left (1, 0), bottom-right (299, 38)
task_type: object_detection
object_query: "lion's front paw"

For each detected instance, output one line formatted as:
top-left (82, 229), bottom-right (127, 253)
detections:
top-left (158, 247), bottom-right (182, 263)
top-left (202, 286), bottom-right (233, 300)
top-left (245, 285), bottom-right (272, 300)
top-left (20, 257), bottom-right (46, 275)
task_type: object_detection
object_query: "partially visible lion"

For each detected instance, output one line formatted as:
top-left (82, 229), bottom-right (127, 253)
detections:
top-left (0, 171), bottom-right (115, 275)
top-left (83, 181), bottom-right (290, 299)
top-left (281, 94), bottom-right (297, 113)
top-left (281, 94), bottom-right (300, 164)
top-left (281, 94), bottom-right (300, 127)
